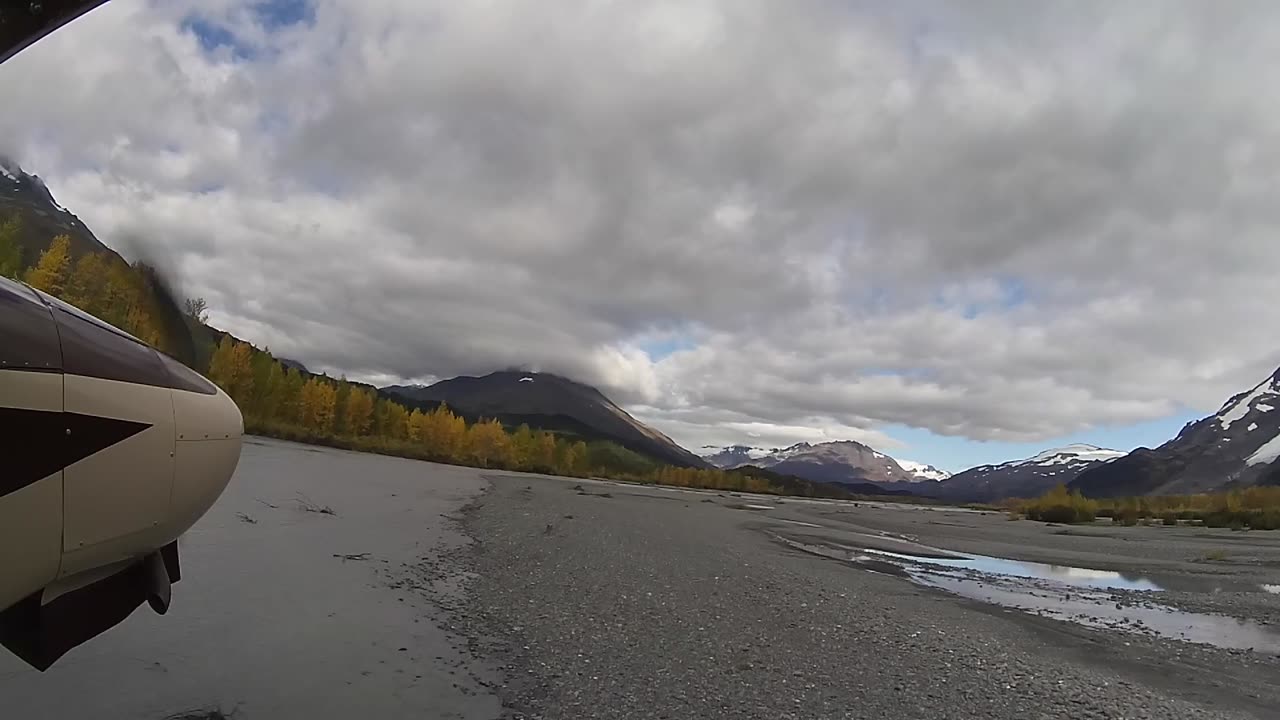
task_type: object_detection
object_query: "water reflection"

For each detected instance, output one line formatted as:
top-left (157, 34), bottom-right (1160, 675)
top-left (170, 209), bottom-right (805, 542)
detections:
top-left (860, 547), bottom-right (1163, 591)
top-left (776, 534), bottom-right (1280, 655)
top-left (914, 570), bottom-right (1280, 654)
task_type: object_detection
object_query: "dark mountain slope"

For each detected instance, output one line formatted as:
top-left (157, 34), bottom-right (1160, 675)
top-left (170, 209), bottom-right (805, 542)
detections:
top-left (1, 156), bottom-right (117, 265)
top-left (1071, 367), bottom-right (1280, 498)
top-left (385, 371), bottom-right (708, 468)
top-left (933, 444), bottom-right (1125, 503)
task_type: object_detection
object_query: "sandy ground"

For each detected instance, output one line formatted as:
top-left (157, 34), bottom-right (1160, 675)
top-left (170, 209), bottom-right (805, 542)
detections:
top-left (4, 442), bottom-right (1279, 719)
top-left (0, 438), bottom-right (502, 720)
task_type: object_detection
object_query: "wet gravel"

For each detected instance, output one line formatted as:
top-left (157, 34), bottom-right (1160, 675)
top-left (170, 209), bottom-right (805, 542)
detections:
top-left (437, 476), bottom-right (1277, 720)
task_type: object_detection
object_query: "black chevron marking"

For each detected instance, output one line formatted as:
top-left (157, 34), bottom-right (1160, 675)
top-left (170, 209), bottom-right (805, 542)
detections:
top-left (0, 408), bottom-right (152, 499)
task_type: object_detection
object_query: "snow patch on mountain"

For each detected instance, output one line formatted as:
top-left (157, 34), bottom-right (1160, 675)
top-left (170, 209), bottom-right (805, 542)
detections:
top-left (1020, 444), bottom-right (1126, 466)
top-left (965, 444), bottom-right (1124, 475)
top-left (1218, 375), bottom-right (1280, 430)
top-left (700, 445), bottom-right (776, 468)
top-left (1246, 431), bottom-right (1280, 467)
top-left (897, 459), bottom-right (951, 482)
top-left (0, 156), bottom-right (18, 182)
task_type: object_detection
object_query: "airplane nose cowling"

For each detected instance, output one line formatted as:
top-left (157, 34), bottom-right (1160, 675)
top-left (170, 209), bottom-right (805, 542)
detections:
top-left (162, 356), bottom-right (244, 537)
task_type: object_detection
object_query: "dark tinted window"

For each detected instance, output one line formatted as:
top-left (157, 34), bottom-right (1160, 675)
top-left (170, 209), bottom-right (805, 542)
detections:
top-left (157, 352), bottom-right (217, 395)
top-left (53, 307), bottom-right (170, 388)
top-left (0, 276), bottom-right (61, 371)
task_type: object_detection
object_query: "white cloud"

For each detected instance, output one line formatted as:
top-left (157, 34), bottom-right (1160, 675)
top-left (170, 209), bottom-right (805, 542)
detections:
top-left (4, 0), bottom-right (1280, 454)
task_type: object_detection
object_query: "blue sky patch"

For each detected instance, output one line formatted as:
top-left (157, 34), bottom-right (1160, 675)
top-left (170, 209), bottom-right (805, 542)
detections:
top-left (253, 0), bottom-right (315, 31)
top-left (640, 334), bottom-right (698, 361)
top-left (182, 17), bottom-right (256, 59)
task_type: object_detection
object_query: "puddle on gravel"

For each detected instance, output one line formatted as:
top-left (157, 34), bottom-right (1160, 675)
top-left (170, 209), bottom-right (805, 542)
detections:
top-left (778, 535), bottom-right (1280, 655)
top-left (857, 547), bottom-right (1164, 591)
top-left (912, 570), bottom-right (1280, 654)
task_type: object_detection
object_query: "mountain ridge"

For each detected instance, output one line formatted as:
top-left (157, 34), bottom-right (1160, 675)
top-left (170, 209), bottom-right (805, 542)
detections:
top-left (385, 371), bottom-right (709, 469)
top-left (929, 444), bottom-right (1125, 503)
top-left (701, 439), bottom-right (942, 489)
top-left (1070, 367), bottom-right (1280, 497)
top-left (0, 156), bottom-right (117, 265)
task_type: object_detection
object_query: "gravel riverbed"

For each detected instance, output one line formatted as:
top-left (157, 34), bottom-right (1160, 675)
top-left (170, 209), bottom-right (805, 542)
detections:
top-left (436, 475), bottom-right (1280, 720)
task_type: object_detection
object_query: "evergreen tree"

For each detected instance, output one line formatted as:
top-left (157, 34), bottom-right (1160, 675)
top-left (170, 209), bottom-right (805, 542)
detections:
top-left (0, 215), bottom-right (22, 278)
top-left (279, 367), bottom-right (306, 424)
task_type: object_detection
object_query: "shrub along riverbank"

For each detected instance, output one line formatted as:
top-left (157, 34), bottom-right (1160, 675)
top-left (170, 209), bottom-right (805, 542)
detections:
top-left (1011, 485), bottom-right (1280, 530)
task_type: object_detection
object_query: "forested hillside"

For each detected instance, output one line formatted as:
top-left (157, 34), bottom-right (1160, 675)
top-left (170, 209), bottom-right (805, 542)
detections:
top-left (1, 219), bottom-right (851, 497)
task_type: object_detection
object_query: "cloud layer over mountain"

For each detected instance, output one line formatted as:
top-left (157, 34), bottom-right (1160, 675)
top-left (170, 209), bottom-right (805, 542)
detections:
top-left (4, 0), bottom-right (1280, 453)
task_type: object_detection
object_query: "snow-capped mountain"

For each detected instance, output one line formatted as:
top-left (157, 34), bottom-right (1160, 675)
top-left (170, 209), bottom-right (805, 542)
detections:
top-left (701, 445), bottom-right (774, 468)
top-left (1070, 366), bottom-right (1280, 497)
top-left (702, 440), bottom-right (923, 488)
top-left (1016, 445), bottom-right (1127, 467)
top-left (897, 459), bottom-right (952, 482)
top-left (933, 444), bottom-right (1124, 502)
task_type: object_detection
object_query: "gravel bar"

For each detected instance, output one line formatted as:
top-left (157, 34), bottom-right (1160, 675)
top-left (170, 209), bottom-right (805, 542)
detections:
top-left (430, 476), bottom-right (1280, 720)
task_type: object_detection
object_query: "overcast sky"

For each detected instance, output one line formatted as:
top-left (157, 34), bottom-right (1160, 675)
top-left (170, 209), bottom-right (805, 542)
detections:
top-left (3, 0), bottom-right (1280, 471)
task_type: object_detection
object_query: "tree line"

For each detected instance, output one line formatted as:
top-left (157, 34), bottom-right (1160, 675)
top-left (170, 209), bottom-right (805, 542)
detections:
top-left (5, 222), bottom-right (811, 495)
top-left (206, 331), bottom-right (595, 475)
top-left (2, 228), bottom-right (180, 352)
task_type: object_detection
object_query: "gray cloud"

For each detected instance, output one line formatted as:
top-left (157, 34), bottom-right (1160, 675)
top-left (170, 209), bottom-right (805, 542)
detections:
top-left (4, 0), bottom-right (1280, 453)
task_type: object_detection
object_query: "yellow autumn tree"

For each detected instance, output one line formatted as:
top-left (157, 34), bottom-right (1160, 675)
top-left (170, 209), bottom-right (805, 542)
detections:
top-left (466, 418), bottom-right (514, 468)
top-left (63, 252), bottom-right (108, 315)
top-left (406, 409), bottom-right (428, 444)
top-left (344, 388), bottom-right (374, 437)
top-left (383, 401), bottom-right (410, 441)
top-left (208, 338), bottom-right (255, 406)
top-left (24, 235), bottom-right (72, 296)
top-left (422, 404), bottom-right (467, 459)
top-left (531, 430), bottom-right (558, 471)
top-left (99, 260), bottom-right (138, 329)
top-left (300, 378), bottom-right (337, 432)
top-left (510, 424), bottom-right (536, 468)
